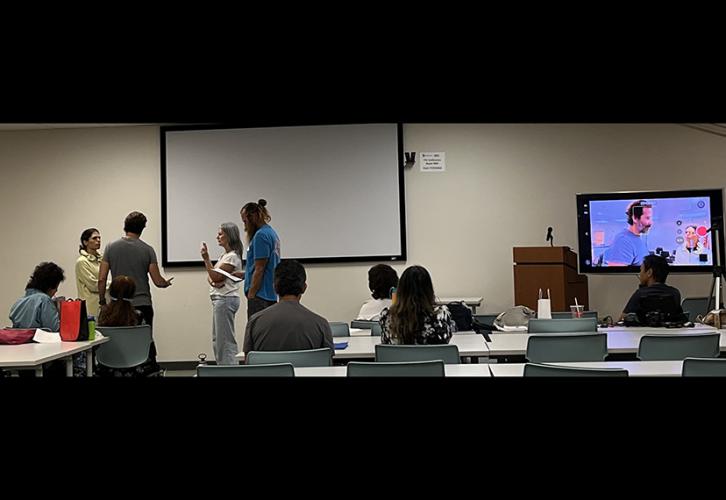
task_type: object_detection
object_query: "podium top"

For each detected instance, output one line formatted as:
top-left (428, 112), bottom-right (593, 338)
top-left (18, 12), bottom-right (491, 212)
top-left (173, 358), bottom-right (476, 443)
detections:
top-left (513, 246), bottom-right (578, 268)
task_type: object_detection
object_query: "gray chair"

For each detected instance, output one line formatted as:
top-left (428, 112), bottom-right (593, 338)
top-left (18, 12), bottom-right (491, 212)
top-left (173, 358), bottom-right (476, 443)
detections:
top-left (473, 314), bottom-right (499, 329)
top-left (526, 333), bottom-right (607, 363)
top-left (95, 325), bottom-right (152, 370)
top-left (524, 363), bottom-right (628, 377)
top-left (351, 320), bottom-right (376, 330)
top-left (681, 297), bottom-right (711, 323)
top-left (329, 322), bottom-right (350, 337)
top-left (246, 347), bottom-right (333, 367)
top-left (682, 357), bottom-right (726, 377)
top-left (375, 344), bottom-right (460, 364)
top-left (550, 311), bottom-right (598, 320)
top-left (527, 318), bottom-right (598, 333)
top-left (347, 360), bottom-right (445, 377)
top-left (197, 363), bottom-right (295, 377)
top-left (637, 333), bottom-right (720, 361)
top-left (370, 322), bottom-right (382, 336)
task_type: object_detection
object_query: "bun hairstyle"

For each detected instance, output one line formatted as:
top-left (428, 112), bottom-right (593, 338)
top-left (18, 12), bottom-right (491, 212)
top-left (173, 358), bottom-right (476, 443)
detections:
top-left (626, 199), bottom-right (651, 225)
top-left (241, 199), bottom-right (272, 226)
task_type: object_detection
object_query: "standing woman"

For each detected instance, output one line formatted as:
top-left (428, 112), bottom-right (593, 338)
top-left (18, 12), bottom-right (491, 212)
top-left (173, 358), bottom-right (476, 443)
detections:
top-left (75, 228), bottom-right (109, 317)
top-left (240, 199), bottom-right (281, 319)
top-left (201, 223), bottom-right (244, 365)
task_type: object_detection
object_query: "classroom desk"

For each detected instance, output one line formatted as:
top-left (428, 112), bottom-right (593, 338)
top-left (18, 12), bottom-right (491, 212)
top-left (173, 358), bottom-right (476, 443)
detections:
top-left (236, 332), bottom-right (489, 362)
top-left (294, 364), bottom-right (492, 377)
top-left (0, 337), bottom-right (110, 376)
top-left (489, 360), bottom-right (684, 377)
top-left (435, 297), bottom-right (483, 313)
top-left (485, 326), bottom-right (725, 357)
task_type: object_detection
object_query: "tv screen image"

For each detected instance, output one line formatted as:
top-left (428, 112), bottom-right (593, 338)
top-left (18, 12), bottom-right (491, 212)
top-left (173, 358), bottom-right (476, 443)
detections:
top-left (576, 189), bottom-right (724, 274)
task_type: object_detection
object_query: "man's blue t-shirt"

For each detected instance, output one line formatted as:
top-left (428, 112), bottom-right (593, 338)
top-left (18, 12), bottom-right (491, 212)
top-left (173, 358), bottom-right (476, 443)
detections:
top-left (605, 229), bottom-right (649, 266)
top-left (244, 224), bottom-right (281, 301)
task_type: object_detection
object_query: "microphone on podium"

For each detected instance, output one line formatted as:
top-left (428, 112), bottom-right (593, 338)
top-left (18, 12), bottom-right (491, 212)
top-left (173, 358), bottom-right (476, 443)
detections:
top-left (546, 227), bottom-right (554, 247)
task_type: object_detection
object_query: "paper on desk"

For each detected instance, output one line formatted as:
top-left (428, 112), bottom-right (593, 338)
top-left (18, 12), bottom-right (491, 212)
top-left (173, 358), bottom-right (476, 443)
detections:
top-left (212, 268), bottom-right (243, 282)
top-left (33, 329), bottom-right (61, 343)
top-left (349, 328), bottom-right (370, 337)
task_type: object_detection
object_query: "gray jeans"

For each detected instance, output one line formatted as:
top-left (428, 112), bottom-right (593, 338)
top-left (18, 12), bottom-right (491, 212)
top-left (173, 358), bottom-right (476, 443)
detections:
top-left (211, 295), bottom-right (240, 365)
top-left (247, 296), bottom-right (276, 319)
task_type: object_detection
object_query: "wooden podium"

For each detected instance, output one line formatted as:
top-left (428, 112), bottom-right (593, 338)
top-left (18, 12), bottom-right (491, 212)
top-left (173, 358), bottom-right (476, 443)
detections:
top-left (513, 246), bottom-right (589, 312)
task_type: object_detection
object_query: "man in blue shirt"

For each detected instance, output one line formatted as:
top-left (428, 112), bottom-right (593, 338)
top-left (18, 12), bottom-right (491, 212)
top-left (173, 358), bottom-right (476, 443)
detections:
top-left (605, 200), bottom-right (653, 266)
top-left (240, 199), bottom-right (281, 318)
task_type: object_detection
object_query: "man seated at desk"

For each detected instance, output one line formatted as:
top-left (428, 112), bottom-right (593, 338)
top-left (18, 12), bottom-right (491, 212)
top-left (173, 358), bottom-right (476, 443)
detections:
top-left (619, 254), bottom-right (684, 323)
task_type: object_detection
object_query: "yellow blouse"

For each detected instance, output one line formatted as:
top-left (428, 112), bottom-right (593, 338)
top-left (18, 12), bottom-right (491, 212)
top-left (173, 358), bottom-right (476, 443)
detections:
top-left (75, 250), bottom-right (109, 317)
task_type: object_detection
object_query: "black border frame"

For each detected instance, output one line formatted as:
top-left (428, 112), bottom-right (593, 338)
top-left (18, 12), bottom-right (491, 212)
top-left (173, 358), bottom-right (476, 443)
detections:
top-left (576, 188), bottom-right (725, 274)
top-left (160, 123), bottom-right (407, 267)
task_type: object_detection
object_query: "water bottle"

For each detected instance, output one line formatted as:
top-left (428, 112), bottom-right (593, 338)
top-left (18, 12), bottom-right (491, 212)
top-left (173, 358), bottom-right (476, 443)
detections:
top-left (87, 315), bottom-right (96, 340)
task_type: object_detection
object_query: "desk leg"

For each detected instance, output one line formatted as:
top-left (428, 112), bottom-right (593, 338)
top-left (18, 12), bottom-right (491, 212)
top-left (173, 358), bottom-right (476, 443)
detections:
top-left (86, 350), bottom-right (93, 377)
top-left (471, 305), bottom-right (478, 314)
top-left (65, 357), bottom-right (73, 377)
top-left (35, 366), bottom-right (43, 377)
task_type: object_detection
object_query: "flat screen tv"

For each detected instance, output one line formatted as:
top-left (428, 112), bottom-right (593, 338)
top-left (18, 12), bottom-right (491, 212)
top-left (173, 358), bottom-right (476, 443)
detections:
top-left (576, 189), bottom-right (724, 273)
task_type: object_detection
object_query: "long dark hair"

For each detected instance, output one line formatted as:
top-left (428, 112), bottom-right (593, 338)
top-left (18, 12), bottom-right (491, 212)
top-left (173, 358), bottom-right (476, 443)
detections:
top-left (98, 276), bottom-right (139, 326)
top-left (241, 199), bottom-right (271, 242)
top-left (79, 228), bottom-right (99, 254)
top-left (387, 265), bottom-right (435, 344)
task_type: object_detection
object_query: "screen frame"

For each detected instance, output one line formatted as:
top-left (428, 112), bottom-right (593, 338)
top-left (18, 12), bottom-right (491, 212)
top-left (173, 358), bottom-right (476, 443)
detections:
top-left (160, 123), bottom-right (407, 268)
top-left (576, 188), bottom-right (725, 274)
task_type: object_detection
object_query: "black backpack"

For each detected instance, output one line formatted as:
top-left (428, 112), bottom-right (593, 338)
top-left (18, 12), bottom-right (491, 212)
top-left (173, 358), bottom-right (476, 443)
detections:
top-left (446, 301), bottom-right (473, 331)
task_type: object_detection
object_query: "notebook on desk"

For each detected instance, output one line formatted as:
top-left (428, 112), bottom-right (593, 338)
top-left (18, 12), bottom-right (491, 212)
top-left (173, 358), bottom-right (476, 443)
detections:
top-left (334, 341), bottom-right (349, 349)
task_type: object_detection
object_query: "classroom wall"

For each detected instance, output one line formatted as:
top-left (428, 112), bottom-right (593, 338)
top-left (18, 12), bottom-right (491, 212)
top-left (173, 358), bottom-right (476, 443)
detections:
top-left (1, 124), bottom-right (724, 361)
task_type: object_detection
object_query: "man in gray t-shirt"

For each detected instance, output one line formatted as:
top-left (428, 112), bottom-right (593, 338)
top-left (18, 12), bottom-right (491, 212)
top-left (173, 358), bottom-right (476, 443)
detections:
top-left (98, 212), bottom-right (173, 367)
top-left (243, 260), bottom-right (334, 356)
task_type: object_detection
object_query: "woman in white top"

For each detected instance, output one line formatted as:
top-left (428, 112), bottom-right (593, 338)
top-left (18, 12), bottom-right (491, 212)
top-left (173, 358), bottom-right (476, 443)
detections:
top-left (201, 222), bottom-right (244, 365)
top-left (75, 228), bottom-right (110, 317)
top-left (356, 264), bottom-right (399, 321)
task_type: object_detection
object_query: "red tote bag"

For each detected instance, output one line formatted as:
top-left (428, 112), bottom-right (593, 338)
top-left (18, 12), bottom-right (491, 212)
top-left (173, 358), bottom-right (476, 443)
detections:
top-left (59, 299), bottom-right (89, 341)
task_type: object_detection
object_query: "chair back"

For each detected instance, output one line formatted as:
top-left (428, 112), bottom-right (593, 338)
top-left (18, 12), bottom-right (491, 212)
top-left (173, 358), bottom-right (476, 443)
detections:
top-left (375, 344), bottom-right (460, 364)
top-left (246, 347), bottom-right (333, 367)
top-left (95, 325), bottom-right (152, 369)
top-left (526, 333), bottom-right (607, 363)
top-left (637, 333), bottom-right (720, 361)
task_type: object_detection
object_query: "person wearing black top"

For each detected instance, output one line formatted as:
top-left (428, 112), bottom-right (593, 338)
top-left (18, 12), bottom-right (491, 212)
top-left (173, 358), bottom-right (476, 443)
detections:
top-left (620, 254), bottom-right (683, 322)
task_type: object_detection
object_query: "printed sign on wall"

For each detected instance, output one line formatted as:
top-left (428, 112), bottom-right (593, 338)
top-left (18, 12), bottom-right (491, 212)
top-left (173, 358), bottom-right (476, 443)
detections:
top-left (420, 152), bottom-right (446, 172)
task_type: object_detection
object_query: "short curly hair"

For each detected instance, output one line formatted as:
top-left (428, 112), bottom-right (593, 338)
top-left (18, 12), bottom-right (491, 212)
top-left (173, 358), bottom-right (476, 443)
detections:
top-left (368, 264), bottom-right (399, 300)
top-left (26, 262), bottom-right (65, 293)
top-left (124, 211), bottom-right (147, 234)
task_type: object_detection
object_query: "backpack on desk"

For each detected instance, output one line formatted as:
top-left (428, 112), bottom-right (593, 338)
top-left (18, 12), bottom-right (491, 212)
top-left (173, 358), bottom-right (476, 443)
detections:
top-left (447, 301), bottom-right (473, 331)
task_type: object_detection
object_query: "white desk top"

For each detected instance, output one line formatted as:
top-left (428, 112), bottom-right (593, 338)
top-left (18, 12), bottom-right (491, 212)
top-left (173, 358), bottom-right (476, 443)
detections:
top-left (490, 360), bottom-right (684, 377)
top-left (486, 327), bottom-right (726, 356)
top-left (295, 364), bottom-right (492, 377)
top-left (436, 297), bottom-right (483, 306)
top-left (236, 332), bottom-right (489, 361)
top-left (0, 337), bottom-right (109, 368)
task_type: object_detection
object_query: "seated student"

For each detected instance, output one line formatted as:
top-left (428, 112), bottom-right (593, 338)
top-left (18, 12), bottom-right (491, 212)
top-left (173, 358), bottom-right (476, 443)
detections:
top-left (10, 262), bottom-right (65, 331)
top-left (619, 254), bottom-right (684, 322)
top-left (98, 276), bottom-right (143, 327)
top-left (356, 264), bottom-right (399, 321)
top-left (380, 265), bottom-right (455, 345)
top-left (243, 259), bottom-right (334, 355)
top-left (8, 262), bottom-right (68, 376)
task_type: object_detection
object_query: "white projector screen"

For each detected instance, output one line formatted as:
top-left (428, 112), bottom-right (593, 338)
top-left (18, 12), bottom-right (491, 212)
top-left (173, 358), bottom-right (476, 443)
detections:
top-left (161, 123), bottom-right (406, 266)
